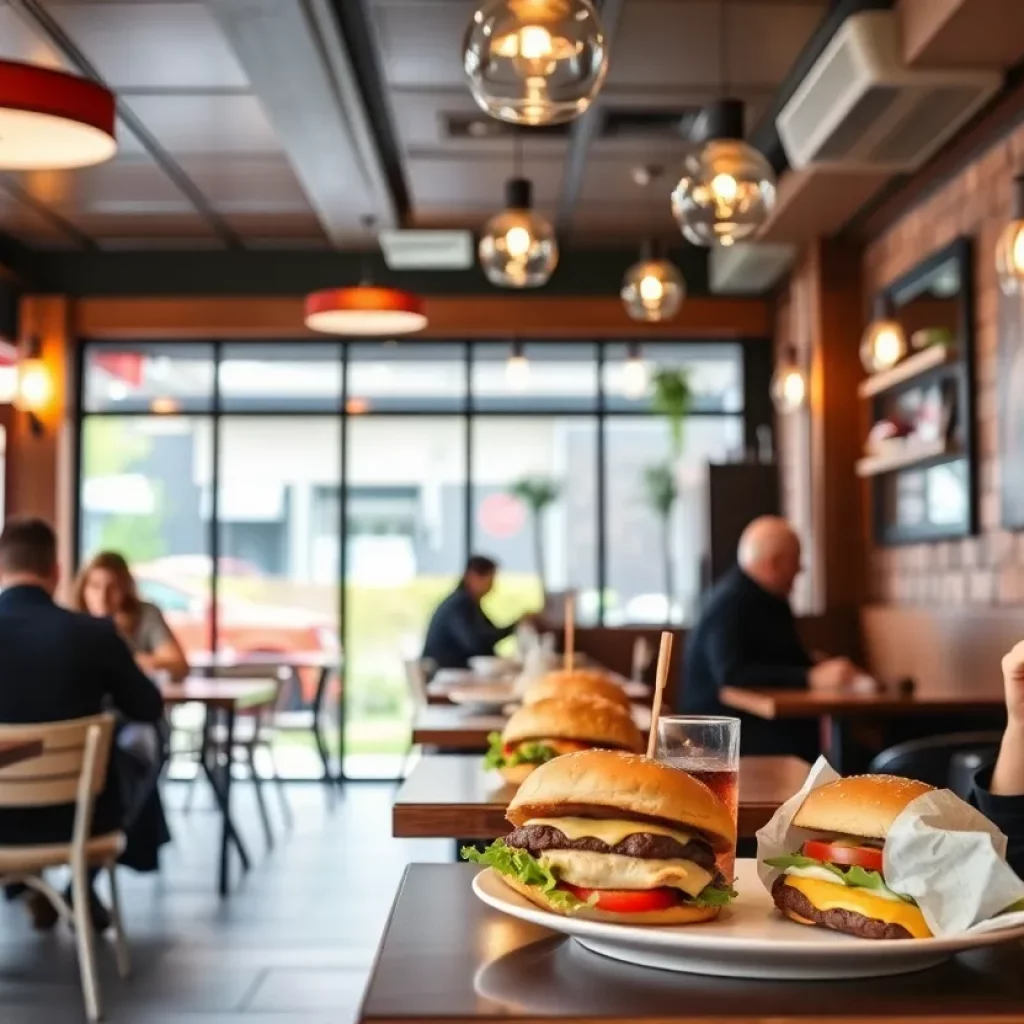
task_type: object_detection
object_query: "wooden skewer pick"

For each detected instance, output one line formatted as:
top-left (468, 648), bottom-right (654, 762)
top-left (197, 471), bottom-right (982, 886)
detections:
top-left (563, 592), bottom-right (576, 673)
top-left (646, 631), bottom-right (673, 758)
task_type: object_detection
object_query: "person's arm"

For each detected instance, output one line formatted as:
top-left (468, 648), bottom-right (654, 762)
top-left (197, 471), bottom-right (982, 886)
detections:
top-left (704, 609), bottom-right (811, 690)
top-left (136, 606), bottom-right (190, 682)
top-left (93, 621), bottom-right (164, 723)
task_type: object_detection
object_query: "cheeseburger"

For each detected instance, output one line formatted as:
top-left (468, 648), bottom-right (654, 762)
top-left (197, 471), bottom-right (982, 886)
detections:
top-left (765, 774), bottom-right (934, 940)
top-left (523, 670), bottom-right (632, 713)
top-left (484, 696), bottom-right (643, 784)
top-left (466, 749), bottom-right (736, 923)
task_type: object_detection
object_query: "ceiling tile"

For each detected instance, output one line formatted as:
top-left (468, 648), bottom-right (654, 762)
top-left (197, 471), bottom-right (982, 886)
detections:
top-left (174, 154), bottom-right (313, 213)
top-left (578, 155), bottom-right (684, 206)
top-left (79, 210), bottom-right (219, 240)
top-left (371, 0), bottom-right (471, 88)
top-left (0, 6), bottom-right (74, 69)
top-left (726, 2), bottom-right (826, 87)
top-left (406, 154), bottom-right (564, 212)
top-left (121, 94), bottom-right (282, 155)
top-left (224, 210), bottom-right (328, 240)
top-left (42, 1), bottom-right (250, 89)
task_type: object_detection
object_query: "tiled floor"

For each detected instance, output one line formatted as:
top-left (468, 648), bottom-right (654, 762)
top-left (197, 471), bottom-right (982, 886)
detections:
top-left (0, 779), bottom-right (448, 1023)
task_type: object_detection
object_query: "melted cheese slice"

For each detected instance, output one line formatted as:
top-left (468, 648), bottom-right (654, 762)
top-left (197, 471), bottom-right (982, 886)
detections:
top-left (538, 850), bottom-right (713, 897)
top-left (783, 877), bottom-right (932, 939)
top-left (526, 817), bottom-right (694, 847)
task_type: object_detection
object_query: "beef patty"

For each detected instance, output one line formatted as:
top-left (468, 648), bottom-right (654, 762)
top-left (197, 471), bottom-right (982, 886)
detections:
top-left (505, 823), bottom-right (716, 868)
top-left (771, 875), bottom-right (913, 940)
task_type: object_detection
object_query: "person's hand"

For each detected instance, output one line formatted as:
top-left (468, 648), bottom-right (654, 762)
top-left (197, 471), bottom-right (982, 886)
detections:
top-left (808, 657), bottom-right (859, 691)
top-left (1001, 641), bottom-right (1024, 726)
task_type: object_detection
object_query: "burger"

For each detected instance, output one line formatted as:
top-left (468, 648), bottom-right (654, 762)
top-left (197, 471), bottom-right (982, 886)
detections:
top-left (465, 749), bottom-right (736, 923)
top-left (483, 695), bottom-right (643, 785)
top-left (523, 670), bottom-right (632, 713)
top-left (764, 774), bottom-right (935, 940)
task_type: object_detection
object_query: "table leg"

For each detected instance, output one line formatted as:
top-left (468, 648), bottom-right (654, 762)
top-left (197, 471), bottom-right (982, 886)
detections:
top-left (311, 666), bottom-right (335, 784)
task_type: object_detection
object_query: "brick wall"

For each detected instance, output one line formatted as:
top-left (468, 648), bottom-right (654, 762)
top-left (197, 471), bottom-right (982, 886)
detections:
top-left (864, 122), bottom-right (1024, 606)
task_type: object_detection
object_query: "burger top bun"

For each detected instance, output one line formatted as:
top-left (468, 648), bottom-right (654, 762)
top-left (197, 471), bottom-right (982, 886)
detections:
top-left (502, 695), bottom-right (643, 752)
top-left (523, 670), bottom-right (631, 712)
top-left (793, 774), bottom-right (936, 840)
top-left (507, 748), bottom-right (737, 852)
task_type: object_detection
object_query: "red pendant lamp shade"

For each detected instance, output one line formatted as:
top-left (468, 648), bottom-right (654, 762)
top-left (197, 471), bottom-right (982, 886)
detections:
top-left (304, 286), bottom-right (427, 336)
top-left (0, 60), bottom-right (117, 169)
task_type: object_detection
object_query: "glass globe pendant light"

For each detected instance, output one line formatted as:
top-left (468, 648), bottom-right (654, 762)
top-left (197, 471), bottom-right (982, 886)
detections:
top-left (771, 345), bottom-right (806, 414)
top-left (996, 175), bottom-right (1024, 295)
top-left (479, 176), bottom-right (558, 288)
top-left (860, 294), bottom-right (907, 374)
top-left (671, 98), bottom-right (776, 247)
top-left (463, 0), bottom-right (609, 126)
top-left (621, 243), bottom-right (685, 322)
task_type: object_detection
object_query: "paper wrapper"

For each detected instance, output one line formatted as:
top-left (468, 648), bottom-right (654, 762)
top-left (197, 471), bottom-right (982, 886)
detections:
top-left (755, 756), bottom-right (1024, 937)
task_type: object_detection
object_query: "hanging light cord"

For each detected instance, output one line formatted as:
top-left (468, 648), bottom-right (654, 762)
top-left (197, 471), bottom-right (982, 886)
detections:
top-left (513, 129), bottom-right (523, 179)
top-left (718, 0), bottom-right (729, 97)
top-left (360, 214), bottom-right (376, 286)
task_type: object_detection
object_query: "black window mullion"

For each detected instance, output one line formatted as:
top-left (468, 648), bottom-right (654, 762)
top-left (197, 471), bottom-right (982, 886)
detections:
top-left (596, 342), bottom-right (607, 627)
top-left (464, 341), bottom-right (473, 560)
top-left (209, 340), bottom-right (222, 655)
top-left (338, 341), bottom-right (349, 781)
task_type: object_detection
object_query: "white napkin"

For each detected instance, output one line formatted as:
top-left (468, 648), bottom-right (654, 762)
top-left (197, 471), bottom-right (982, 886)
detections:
top-left (755, 757), bottom-right (1024, 937)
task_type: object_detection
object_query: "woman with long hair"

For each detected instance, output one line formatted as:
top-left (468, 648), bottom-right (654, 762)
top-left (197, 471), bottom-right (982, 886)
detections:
top-left (74, 552), bottom-right (189, 682)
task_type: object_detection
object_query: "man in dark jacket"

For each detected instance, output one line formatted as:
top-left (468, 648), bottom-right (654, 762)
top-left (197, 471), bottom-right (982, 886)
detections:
top-left (422, 555), bottom-right (524, 670)
top-left (681, 516), bottom-right (862, 761)
top-left (0, 518), bottom-right (164, 927)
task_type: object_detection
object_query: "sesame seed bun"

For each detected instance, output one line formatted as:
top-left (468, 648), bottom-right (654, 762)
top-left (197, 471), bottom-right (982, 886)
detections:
top-left (793, 774), bottom-right (936, 839)
top-left (523, 670), bottom-right (632, 712)
top-left (507, 748), bottom-right (737, 852)
top-left (502, 696), bottom-right (643, 753)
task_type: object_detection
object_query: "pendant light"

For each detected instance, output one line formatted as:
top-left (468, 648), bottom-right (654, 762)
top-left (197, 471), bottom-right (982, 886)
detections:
top-left (860, 294), bottom-right (907, 374)
top-left (996, 175), bottom-right (1024, 295)
top-left (479, 136), bottom-right (558, 288)
top-left (620, 242), bottom-right (685, 322)
top-left (0, 60), bottom-right (116, 169)
top-left (305, 217), bottom-right (427, 336)
top-left (621, 342), bottom-right (648, 399)
top-left (463, 0), bottom-right (608, 126)
top-left (505, 338), bottom-right (530, 389)
top-left (771, 345), bottom-right (806, 414)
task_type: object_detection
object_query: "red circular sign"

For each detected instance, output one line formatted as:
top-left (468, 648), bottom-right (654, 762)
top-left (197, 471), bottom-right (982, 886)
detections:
top-left (479, 493), bottom-right (527, 538)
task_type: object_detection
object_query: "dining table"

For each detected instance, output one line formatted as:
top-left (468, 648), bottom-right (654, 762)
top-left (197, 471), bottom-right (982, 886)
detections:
top-left (427, 667), bottom-right (652, 706)
top-left (411, 704), bottom-right (653, 751)
top-left (358, 863), bottom-right (1024, 1024)
top-left (189, 649), bottom-right (341, 781)
top-left (162, 677), bottom-right (278, 896)
top-left (719, 685), bottom-right (1008, 772)
top-left (393, 753), bottom-right (811, 844)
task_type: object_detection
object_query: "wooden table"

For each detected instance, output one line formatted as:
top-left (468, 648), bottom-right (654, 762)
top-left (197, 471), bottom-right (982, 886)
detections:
top-left (427, 668), bottom-right (652, 706)
top-left (189, 650), bottom-right (341, 781)
top-left (720, 686), bottom-right (1007, 771)
top-left (412, 704), bottom-right (653, 751)
top-left (359, 864), bottom-right (1024, 1024)
top-left (162, 678), bottom-right (278, 896)
top-left (393, 754), bottom-right (810, 841)
top-left (0, 739), bottom-right (44, 770)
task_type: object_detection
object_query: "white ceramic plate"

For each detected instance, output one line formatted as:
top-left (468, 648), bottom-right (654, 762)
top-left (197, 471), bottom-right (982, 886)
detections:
top-left (468, 656), bottom-right (519, 679)
top-left (472, 859), bottom-right (1024, 980)
top-left (447, 684), bottom-right (517, 712)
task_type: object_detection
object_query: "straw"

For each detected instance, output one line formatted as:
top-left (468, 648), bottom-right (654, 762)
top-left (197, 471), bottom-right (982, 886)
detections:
top-left (563, 592), bottom-right (575, 673)
top-left (646, 631), bottom-right (673, 758)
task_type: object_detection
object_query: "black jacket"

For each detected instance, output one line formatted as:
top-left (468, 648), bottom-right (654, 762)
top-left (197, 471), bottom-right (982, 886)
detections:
top-left (973, 765), bottom-right (1024, 879)
top-left (0, 585), bottom-right (164, 843)
top-left (421, 585), bottom-right (515, 670)
top-left (680, 567), bottom-right (819, 761)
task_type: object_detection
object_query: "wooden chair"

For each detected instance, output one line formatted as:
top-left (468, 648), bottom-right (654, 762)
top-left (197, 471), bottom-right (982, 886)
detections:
top-left (0, 714), bottom-right (127, 1022)
top-left (400, 659), bottom-right (431, 779)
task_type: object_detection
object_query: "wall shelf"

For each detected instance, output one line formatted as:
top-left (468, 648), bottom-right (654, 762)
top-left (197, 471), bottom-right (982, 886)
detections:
top-left (858, 345), bottom-right (958, 399)
top-left (856, 439), bottom-right (959, 478)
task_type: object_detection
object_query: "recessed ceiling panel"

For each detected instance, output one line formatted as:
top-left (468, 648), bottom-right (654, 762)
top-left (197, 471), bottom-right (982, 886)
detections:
top-left (121, 95), bottom-right (282, 155)
top-left (0, 6), bottom-right (74, 69)
top-left (371, 0), bottom-right (472, 89)
top-left (406, 154), bottom-right (565, 211)
top-left (727, 2), bottom-right (826, 87)
top-left (174, 153), bottom-right (313, 212)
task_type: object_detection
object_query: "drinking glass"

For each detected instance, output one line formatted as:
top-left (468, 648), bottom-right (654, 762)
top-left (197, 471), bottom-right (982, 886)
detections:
top-left (656, 715), bottom-right (740, 881)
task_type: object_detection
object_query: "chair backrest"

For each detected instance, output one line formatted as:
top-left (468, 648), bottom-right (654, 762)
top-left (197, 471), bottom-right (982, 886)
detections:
top-left (867, 730), bottom-right (1003, 799)
top-left (403, 659), bottom-right (429, 709)
top-left (0, 714), bottom-right (115, 808)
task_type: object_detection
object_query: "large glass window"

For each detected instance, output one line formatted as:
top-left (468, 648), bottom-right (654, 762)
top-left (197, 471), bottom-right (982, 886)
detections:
top-left (76, 339), bottom-right (756, 780)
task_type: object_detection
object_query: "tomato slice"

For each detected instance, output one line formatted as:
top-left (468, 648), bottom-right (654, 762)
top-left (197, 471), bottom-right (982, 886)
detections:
top-left (561, 884), bottom-right (679, 913)
top-left (802, 839), bottom-right (884, 873)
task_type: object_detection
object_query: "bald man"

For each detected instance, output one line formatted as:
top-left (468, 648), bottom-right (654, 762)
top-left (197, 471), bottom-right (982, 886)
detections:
top-left (681, 516), bottom-right (859, 760)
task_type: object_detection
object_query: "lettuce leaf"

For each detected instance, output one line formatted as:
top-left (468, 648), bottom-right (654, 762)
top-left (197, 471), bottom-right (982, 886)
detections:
top-left (461, 840), bottom-right (590, 911)
top-left (482, 732), bottom-right (558, 771)
top-left (692, 883), bottom-right (737, 908)
top-left (764, 852), bottom-right (915, 905)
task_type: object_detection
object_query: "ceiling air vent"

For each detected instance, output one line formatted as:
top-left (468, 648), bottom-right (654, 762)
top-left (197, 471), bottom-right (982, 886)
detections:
top-left (777, 10), bottom-right (1000, 172)
top-left (709, 243), bottom-right (797, 295)
top-left (378, 230), bottom-right (474, 271)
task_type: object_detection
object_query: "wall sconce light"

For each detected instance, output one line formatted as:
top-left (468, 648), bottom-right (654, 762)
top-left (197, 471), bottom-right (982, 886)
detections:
top-left (860, 294), bottom-right (907, 374)
top-left (770, 344), bottom-right (806, 414)
top-left (15, 336), bottom-right (51, 436)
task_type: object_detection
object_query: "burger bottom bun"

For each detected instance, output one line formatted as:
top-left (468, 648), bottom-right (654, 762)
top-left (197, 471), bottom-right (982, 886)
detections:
top-left (496, 871), bottom-right (722, 926)
top-left (499, 763), bottom-right (536, 786)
